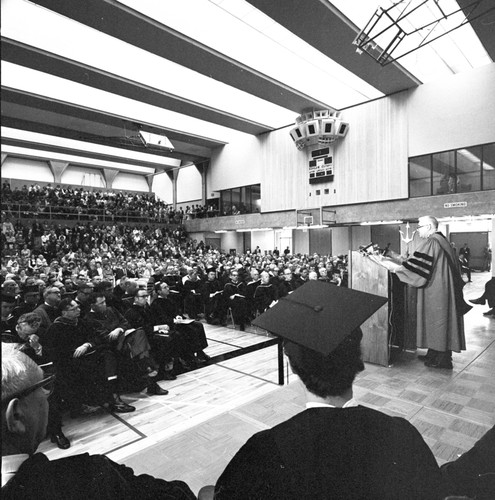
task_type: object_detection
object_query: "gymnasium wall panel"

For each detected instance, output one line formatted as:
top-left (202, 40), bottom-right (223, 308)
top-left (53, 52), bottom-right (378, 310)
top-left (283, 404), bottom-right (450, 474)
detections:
top-left (177, 165), bottom-right (202, 203)
top-left (259, 92), bottom-right (409, 212)
top-left (209, 135), bottom-right (262, 192)
top-left (408, 63), bottom-right (495, 157)
top-left (112, 172), bottom-right (149, 192)
top-left (1, 157), bottom-right (53, 183)
top-left (152, 172), bottom-right (173, 203)
top-left (61, 166), bottom-right (105, 187)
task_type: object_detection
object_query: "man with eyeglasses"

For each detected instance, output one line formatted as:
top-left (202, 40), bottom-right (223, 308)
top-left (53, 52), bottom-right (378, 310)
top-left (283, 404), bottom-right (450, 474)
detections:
top-left (42, 299), bottom-right (135, 414)
top-left (2, 313), bottom-right (70, 450)
top-left (368, 215), bottom-right (468, 370)
top-left (1, 345), bottom-right (196, 498)
top-left (74, 281), bottom-right (94, 317)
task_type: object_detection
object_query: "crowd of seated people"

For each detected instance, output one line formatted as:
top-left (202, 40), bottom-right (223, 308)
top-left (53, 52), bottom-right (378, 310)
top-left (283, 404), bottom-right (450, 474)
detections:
top-left (1, 182), bottom-right (183, 223)
top-left (1, 215), bottom-right (349, 449)
top-left (182, 204), bottom-right (219, 219)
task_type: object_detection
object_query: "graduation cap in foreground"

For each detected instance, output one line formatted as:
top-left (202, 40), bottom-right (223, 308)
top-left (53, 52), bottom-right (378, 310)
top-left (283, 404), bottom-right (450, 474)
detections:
top-left (252, 281), bottom-right (387, 356)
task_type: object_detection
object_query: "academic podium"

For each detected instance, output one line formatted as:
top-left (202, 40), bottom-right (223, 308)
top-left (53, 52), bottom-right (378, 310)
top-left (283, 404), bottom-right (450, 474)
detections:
top-left (349, 251), bottom-right (414, 366)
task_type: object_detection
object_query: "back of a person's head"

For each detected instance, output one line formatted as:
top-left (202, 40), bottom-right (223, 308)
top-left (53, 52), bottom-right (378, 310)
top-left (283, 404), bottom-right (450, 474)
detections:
top-left (285, 328), bottom-right (364, 398)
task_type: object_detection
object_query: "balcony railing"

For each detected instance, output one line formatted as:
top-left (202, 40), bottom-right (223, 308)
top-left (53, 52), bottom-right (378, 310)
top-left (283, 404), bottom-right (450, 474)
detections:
top-left (1, 202), bottom-right (180, 225)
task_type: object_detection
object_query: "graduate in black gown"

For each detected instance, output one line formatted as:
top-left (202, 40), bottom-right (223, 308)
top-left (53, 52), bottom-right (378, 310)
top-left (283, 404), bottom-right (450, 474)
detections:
top-left (211, 282), bottom-right (448, 499)
top-left (150, 282), bottom-right (209, 368)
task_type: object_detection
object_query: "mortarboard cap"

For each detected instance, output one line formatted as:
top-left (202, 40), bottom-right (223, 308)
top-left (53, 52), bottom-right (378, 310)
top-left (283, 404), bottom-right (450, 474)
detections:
top-left (252, 281), bottom-right (387, 356)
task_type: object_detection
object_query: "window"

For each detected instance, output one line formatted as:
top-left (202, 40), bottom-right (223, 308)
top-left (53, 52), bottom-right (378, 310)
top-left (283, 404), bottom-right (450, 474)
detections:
top-left (409, 143), bottom-right (494, 198)
top-left (457, 147), bottom-right (481, 193)
top-left (483, 143), bottom-right (495, 191)
top-left (219, 184), bottom-right (261, 216)
top-left (409, 155), bottom-right (431, 197)
top-left (433, 151), bottom-right (456, 195)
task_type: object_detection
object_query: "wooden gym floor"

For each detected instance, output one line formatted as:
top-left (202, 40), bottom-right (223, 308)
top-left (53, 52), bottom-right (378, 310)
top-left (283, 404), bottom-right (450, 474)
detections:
top-left (37, 272), bottom-right (495, 496)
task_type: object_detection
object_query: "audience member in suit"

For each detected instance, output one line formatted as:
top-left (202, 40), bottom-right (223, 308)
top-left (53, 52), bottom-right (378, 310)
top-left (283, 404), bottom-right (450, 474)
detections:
top-left (211, 282), bottom-right (446, 499)
top-left (32, 287), bottom-right (62, 339)
top-left (1, 346), bottom-right (197, 499)
top-left (42, 298), bottom-right (136, 414)
top-left (201, 268), bottom-right (223, 325)
top-left (2, 312), bottom-right (70, 450)
top-left (124, 289), bottom-right (172, 394)
top-left (223, 270), bottom-right (248, 331)
top-left (150, 282), bottom-right (209, 370)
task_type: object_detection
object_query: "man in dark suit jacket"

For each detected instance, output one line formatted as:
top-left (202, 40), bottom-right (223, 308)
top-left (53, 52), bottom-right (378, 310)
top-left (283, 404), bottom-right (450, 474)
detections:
top-left (1, 345), bottom-right (196, 499)
top-left (211, 282), bottom-right (487, 499)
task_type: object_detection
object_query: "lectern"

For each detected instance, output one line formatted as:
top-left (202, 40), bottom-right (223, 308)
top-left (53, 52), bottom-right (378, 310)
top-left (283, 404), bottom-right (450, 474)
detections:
top-left (349, 251), bottom-right (413, 366)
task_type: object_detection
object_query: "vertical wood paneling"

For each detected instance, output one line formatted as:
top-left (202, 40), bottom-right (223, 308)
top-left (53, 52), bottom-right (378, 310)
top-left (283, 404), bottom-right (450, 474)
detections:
top-left (260, 92), bottom-right (409, 212)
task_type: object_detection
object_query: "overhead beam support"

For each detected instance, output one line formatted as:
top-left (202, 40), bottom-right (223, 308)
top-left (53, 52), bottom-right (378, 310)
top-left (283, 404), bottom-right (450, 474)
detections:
top-left (103, 168), bottom-right (119, 189)
top-left (28, 0), bottom-right (333, 112)
top-left (48, 160), bottom-right (69, 183)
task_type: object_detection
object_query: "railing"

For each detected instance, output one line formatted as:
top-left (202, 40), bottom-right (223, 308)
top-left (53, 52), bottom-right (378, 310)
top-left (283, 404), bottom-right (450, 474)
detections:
top-left (1, 202), bottom-right (181, 225)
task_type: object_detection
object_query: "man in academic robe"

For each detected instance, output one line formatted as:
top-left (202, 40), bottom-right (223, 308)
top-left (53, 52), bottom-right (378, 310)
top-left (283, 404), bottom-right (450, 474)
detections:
top-left (223, 270), bottom-right (248, 330)
top-left (182, 269), bottom-right (204, 319)
top-left (369, 215), bottom-right (468, 369)
top-left (150, 282), bottom-right (209, 370)
top-left (201, 268), bottom-right (223, 325)
top-left (42, 298), bottom-right (135, 414)
top-left (244, 268), bottom-right (261, 320)
top-left (253, 271), bottom-right (278, 315)
top-left (210, 282), bottom-right (452, 499)
top-left (1, 345), bottom-right (196, 499)
top-left (124, 289), bottom-right (173, 394)
top-left (33, 286), bottom-right (62, 339)
top-left (11, 285), bottom-right (40, 324)
top-left (84, 292), bottom-right (157, 382)
top-left (278, 268), bottom-right (296, 298)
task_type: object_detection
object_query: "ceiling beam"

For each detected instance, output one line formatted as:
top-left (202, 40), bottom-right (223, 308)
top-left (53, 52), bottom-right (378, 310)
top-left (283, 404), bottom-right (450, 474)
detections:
top-left (30, 0), bottom-right (332, 113)
top-left (246, 0), bottom-right (421, 94)
top-left (1, 38), bottom-right (275, 136)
